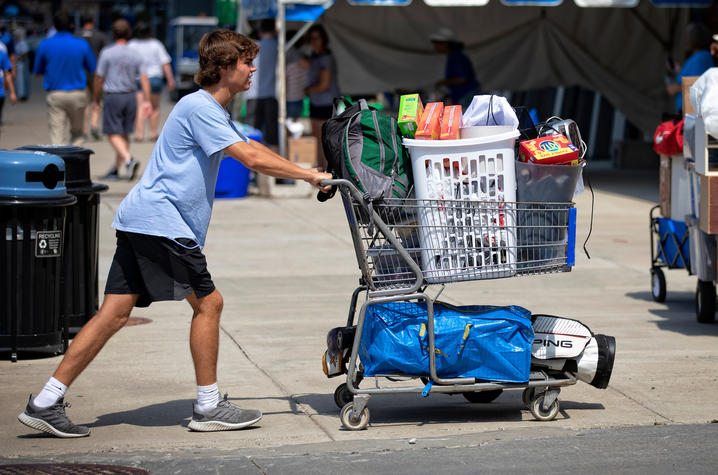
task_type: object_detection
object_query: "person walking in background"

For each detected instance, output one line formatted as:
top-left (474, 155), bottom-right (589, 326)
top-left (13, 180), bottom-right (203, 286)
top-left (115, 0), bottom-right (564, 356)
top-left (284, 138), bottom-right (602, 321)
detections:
top-left (17, 29), bottom-right (332, 439)
top-left (0, 21), bottom-right (16, 72)
top-left (666, 22), bottom-right (714, 114)
top-left (13, 28), bottom-right (30, 101)
top-left (77, 15), bottom-right (109, 140)
top-left (245, 19), bottom-right (278, 151)
top-left (128, 21), bottom-right (175, 142)
top-left (430, 27), bottom-right (480, 109)
top-left (33, 11), bottom-right (96, 145)
top-left (0, 45), bottom-right (17, 132)
top-left (285, 30), bottom-right (308, 122)
top-left (95, 19), bottom-right (151, 181)
top-left (304, 24), bottom-right (339, 170)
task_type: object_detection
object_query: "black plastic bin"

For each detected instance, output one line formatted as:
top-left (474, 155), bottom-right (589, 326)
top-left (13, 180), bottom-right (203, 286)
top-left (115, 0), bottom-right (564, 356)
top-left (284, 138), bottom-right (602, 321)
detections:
top-left (0, 150), bottom-right (77, 361)
top-left (18, 145), bottom-right (108, 335)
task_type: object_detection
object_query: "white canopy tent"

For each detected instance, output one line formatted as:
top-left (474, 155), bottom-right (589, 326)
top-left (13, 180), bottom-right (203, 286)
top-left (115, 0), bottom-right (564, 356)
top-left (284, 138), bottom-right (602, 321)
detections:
top-left (242, 0), bottom-right (709, 156)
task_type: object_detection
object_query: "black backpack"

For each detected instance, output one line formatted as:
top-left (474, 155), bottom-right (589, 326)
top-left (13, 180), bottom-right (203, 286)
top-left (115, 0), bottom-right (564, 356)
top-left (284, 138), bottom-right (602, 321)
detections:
top-left (318, 97), bottom-right (412, 204)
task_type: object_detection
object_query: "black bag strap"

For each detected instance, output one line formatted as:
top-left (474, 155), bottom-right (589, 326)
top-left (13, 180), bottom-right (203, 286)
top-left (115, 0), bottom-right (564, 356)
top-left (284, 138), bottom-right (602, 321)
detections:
top-left (332, 96), bottom-right (354, 117)
top-left (318, 97), bottom-right (355, 202)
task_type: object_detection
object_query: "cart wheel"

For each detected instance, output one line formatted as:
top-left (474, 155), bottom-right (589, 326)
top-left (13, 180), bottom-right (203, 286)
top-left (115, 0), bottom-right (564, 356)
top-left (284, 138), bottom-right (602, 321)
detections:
top-left (334, 383), bottom-right (353, 409)
top-left (340, 402), bottom-right (370, 430)
top-left (462, 389), bottom-right (503, 403)
top-left (522, 388), bottom-right (536, 408)
top-left (696, 280), bottom-right (717, 324)
top-left (529, 393), bottom-right (560, 421)
top-left (651, 268), bottom-right (666, 302)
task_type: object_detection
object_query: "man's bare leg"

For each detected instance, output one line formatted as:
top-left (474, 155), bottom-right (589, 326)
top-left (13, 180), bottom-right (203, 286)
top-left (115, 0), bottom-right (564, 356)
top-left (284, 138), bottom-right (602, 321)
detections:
top-left (18, 293), bottom-right (138, 438)
top-left (185, 289), bottom-right (263, 431)
top-left (187, 290), bottom-right (223, 386)
top-left (149, 93), bottom-right (161, 139)
top-left (107, 134), bottom-right (132, 172)
top-left (134, 92), bottom-right (145, 140)
top-left (54, 293), bottom-right (139, 386)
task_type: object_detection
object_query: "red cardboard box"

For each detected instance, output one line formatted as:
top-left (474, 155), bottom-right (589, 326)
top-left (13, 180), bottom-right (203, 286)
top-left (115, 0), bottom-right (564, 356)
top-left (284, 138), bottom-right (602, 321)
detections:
top-left (519, 134), bottom-right (579, 165)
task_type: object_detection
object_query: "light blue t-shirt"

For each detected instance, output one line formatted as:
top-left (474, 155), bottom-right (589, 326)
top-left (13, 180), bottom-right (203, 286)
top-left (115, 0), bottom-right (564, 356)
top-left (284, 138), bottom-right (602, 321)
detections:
top-left (113, 89), bottom-right (249, 248)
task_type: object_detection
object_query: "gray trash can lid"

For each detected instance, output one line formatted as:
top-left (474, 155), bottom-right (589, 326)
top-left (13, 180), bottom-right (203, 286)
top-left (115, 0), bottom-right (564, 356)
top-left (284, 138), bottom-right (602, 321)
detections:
top-left (0, 150), bottom-right (76, 203)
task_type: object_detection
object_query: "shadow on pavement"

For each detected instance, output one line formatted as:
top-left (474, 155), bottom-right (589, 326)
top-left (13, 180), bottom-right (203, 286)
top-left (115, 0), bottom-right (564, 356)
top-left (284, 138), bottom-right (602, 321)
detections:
top-left (585, 168), bottom-right (659, 203)
top-left (295, 391), bottom-right (605, 426)
top-left (626, 290), bottom-right (718, 336)
top-left (89, 396), bottom-right (327, 429)
top-left (89, 399), bottom-right (194, 428)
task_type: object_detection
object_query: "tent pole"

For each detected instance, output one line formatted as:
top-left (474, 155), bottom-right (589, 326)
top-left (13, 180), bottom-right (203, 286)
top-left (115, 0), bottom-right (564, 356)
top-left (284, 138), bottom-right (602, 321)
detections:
top-left (278, 1), bottom-right (287, 159)
top-left (236, 0), bottom-right (245, 33)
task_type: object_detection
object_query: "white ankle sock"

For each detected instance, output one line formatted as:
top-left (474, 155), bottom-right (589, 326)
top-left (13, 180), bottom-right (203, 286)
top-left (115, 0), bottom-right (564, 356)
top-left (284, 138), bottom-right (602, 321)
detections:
top-left (34, 377), bottom-right (67, 408)
top-left (196, 382), bottom-right (221, 413)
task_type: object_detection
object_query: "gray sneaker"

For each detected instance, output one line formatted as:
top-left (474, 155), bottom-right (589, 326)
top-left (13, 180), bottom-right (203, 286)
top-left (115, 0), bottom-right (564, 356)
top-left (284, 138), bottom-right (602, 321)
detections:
top-left (125, 158), bottom-right (140, 181)
top-left (17, 395), bottom-right (90, 438)
top-left (188, 394), bottom-right (262, 432)
top-left (101, 168), bottom-right (119, 181)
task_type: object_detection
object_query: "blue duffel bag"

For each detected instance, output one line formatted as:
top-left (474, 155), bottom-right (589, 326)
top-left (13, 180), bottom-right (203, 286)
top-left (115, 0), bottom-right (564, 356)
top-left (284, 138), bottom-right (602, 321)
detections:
top-left (358, 301), bottom-right (534, 383)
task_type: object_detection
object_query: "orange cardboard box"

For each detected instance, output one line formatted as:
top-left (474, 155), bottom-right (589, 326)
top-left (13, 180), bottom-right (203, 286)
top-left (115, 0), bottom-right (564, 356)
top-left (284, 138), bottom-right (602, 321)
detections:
top-left (415, 102), bottom-right (443, 140)
top-left (440, 105), bottom-right (462, 140)
top-left (518, 134), bottom-right (579, 165)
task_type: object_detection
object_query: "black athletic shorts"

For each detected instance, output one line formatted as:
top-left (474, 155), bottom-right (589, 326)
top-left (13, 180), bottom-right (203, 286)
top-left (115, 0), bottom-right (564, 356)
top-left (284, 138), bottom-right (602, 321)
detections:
top-left (105, 231), bottom-right (216, 307)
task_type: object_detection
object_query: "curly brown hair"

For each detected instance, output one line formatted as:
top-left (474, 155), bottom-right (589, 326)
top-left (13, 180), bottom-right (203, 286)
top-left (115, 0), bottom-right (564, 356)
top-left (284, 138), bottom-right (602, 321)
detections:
top-left (194, 30), bottom-right (259, 88)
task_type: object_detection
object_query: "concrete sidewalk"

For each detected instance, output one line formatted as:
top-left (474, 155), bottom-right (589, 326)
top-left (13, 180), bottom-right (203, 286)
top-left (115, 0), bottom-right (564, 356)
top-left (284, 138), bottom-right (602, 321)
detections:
top-left (2, 83), bottom-right (718, 462)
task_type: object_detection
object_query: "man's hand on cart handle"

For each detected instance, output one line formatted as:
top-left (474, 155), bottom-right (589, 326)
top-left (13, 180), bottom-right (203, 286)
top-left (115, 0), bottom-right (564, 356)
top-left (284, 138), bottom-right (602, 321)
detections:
top-left (308, 170), bottom-right (333, 193)
top-left (317, 177), bottom-right (338, 203)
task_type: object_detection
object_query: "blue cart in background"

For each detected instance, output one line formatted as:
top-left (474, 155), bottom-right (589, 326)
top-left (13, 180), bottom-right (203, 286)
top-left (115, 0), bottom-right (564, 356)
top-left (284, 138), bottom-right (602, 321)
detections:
top-left (650, 205), bottom-right (691, 302)
top-left (650, 204), bottom-right (717, 323)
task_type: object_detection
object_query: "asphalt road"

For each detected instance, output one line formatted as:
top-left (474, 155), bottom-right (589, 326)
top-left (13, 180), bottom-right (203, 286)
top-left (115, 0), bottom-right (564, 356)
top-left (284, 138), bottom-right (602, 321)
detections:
top-left (2, 423), bottom-right (717, 474)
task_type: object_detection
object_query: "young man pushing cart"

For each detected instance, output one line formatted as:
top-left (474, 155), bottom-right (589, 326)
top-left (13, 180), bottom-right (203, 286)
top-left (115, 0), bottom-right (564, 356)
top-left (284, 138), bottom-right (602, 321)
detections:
top-left (17, 30), bottom-right (332, 438)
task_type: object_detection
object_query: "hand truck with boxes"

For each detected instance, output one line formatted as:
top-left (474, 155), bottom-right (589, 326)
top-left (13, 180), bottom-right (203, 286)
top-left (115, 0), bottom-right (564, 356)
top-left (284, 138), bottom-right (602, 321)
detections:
top-left (650, 73), bottom-right (718, 323)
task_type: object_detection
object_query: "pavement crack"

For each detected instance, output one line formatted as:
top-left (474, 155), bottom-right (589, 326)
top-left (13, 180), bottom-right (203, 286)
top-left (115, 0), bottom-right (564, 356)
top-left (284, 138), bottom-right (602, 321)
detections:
top-left (220, 326), bottom-right (336, 442)
top-left (250, 458), bottom-right (267, 474)
top-left (609, 385), bottom-right (674, 422)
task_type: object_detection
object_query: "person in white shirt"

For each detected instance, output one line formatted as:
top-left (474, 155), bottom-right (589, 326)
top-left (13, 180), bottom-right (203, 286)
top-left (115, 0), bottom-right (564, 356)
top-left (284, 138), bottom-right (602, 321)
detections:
top-left (128, 21), bottom-right (175, 141)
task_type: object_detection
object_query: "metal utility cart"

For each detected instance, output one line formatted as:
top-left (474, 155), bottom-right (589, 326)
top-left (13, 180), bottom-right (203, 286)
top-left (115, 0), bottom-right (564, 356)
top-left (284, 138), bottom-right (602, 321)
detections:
top-left (651, 109), bottom-right (718, 323)
top-left (323, 177), bottom-right (613, 430)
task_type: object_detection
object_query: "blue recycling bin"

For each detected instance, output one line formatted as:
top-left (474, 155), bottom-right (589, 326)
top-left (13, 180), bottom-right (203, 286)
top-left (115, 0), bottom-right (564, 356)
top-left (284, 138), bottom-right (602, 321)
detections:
top-left (0, 150), bottom-right (76, 361)
top-left (215, 158), bottom-right (251, 198)
top-left (214, 125), bottom-right (261, 199)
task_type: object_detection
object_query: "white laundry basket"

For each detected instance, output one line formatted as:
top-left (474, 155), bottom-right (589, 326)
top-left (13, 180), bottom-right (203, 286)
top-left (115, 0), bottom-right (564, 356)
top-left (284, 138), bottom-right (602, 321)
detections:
top-left (403, 128), bottom-right (520, 282)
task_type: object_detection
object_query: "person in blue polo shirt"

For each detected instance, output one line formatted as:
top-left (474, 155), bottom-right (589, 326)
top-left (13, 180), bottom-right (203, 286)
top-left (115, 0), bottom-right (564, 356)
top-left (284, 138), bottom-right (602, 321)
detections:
top-left (666, 22), bottom-right (715, 114)
top-left (0, 46), bottom-right (16, 131)
top-left (34, 11), bottom-right (96, 145)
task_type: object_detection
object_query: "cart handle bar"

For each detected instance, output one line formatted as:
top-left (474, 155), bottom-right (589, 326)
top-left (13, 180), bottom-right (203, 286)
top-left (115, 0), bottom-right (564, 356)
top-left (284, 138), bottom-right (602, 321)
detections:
top-left (320, 178), bottom-right (425, 297)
